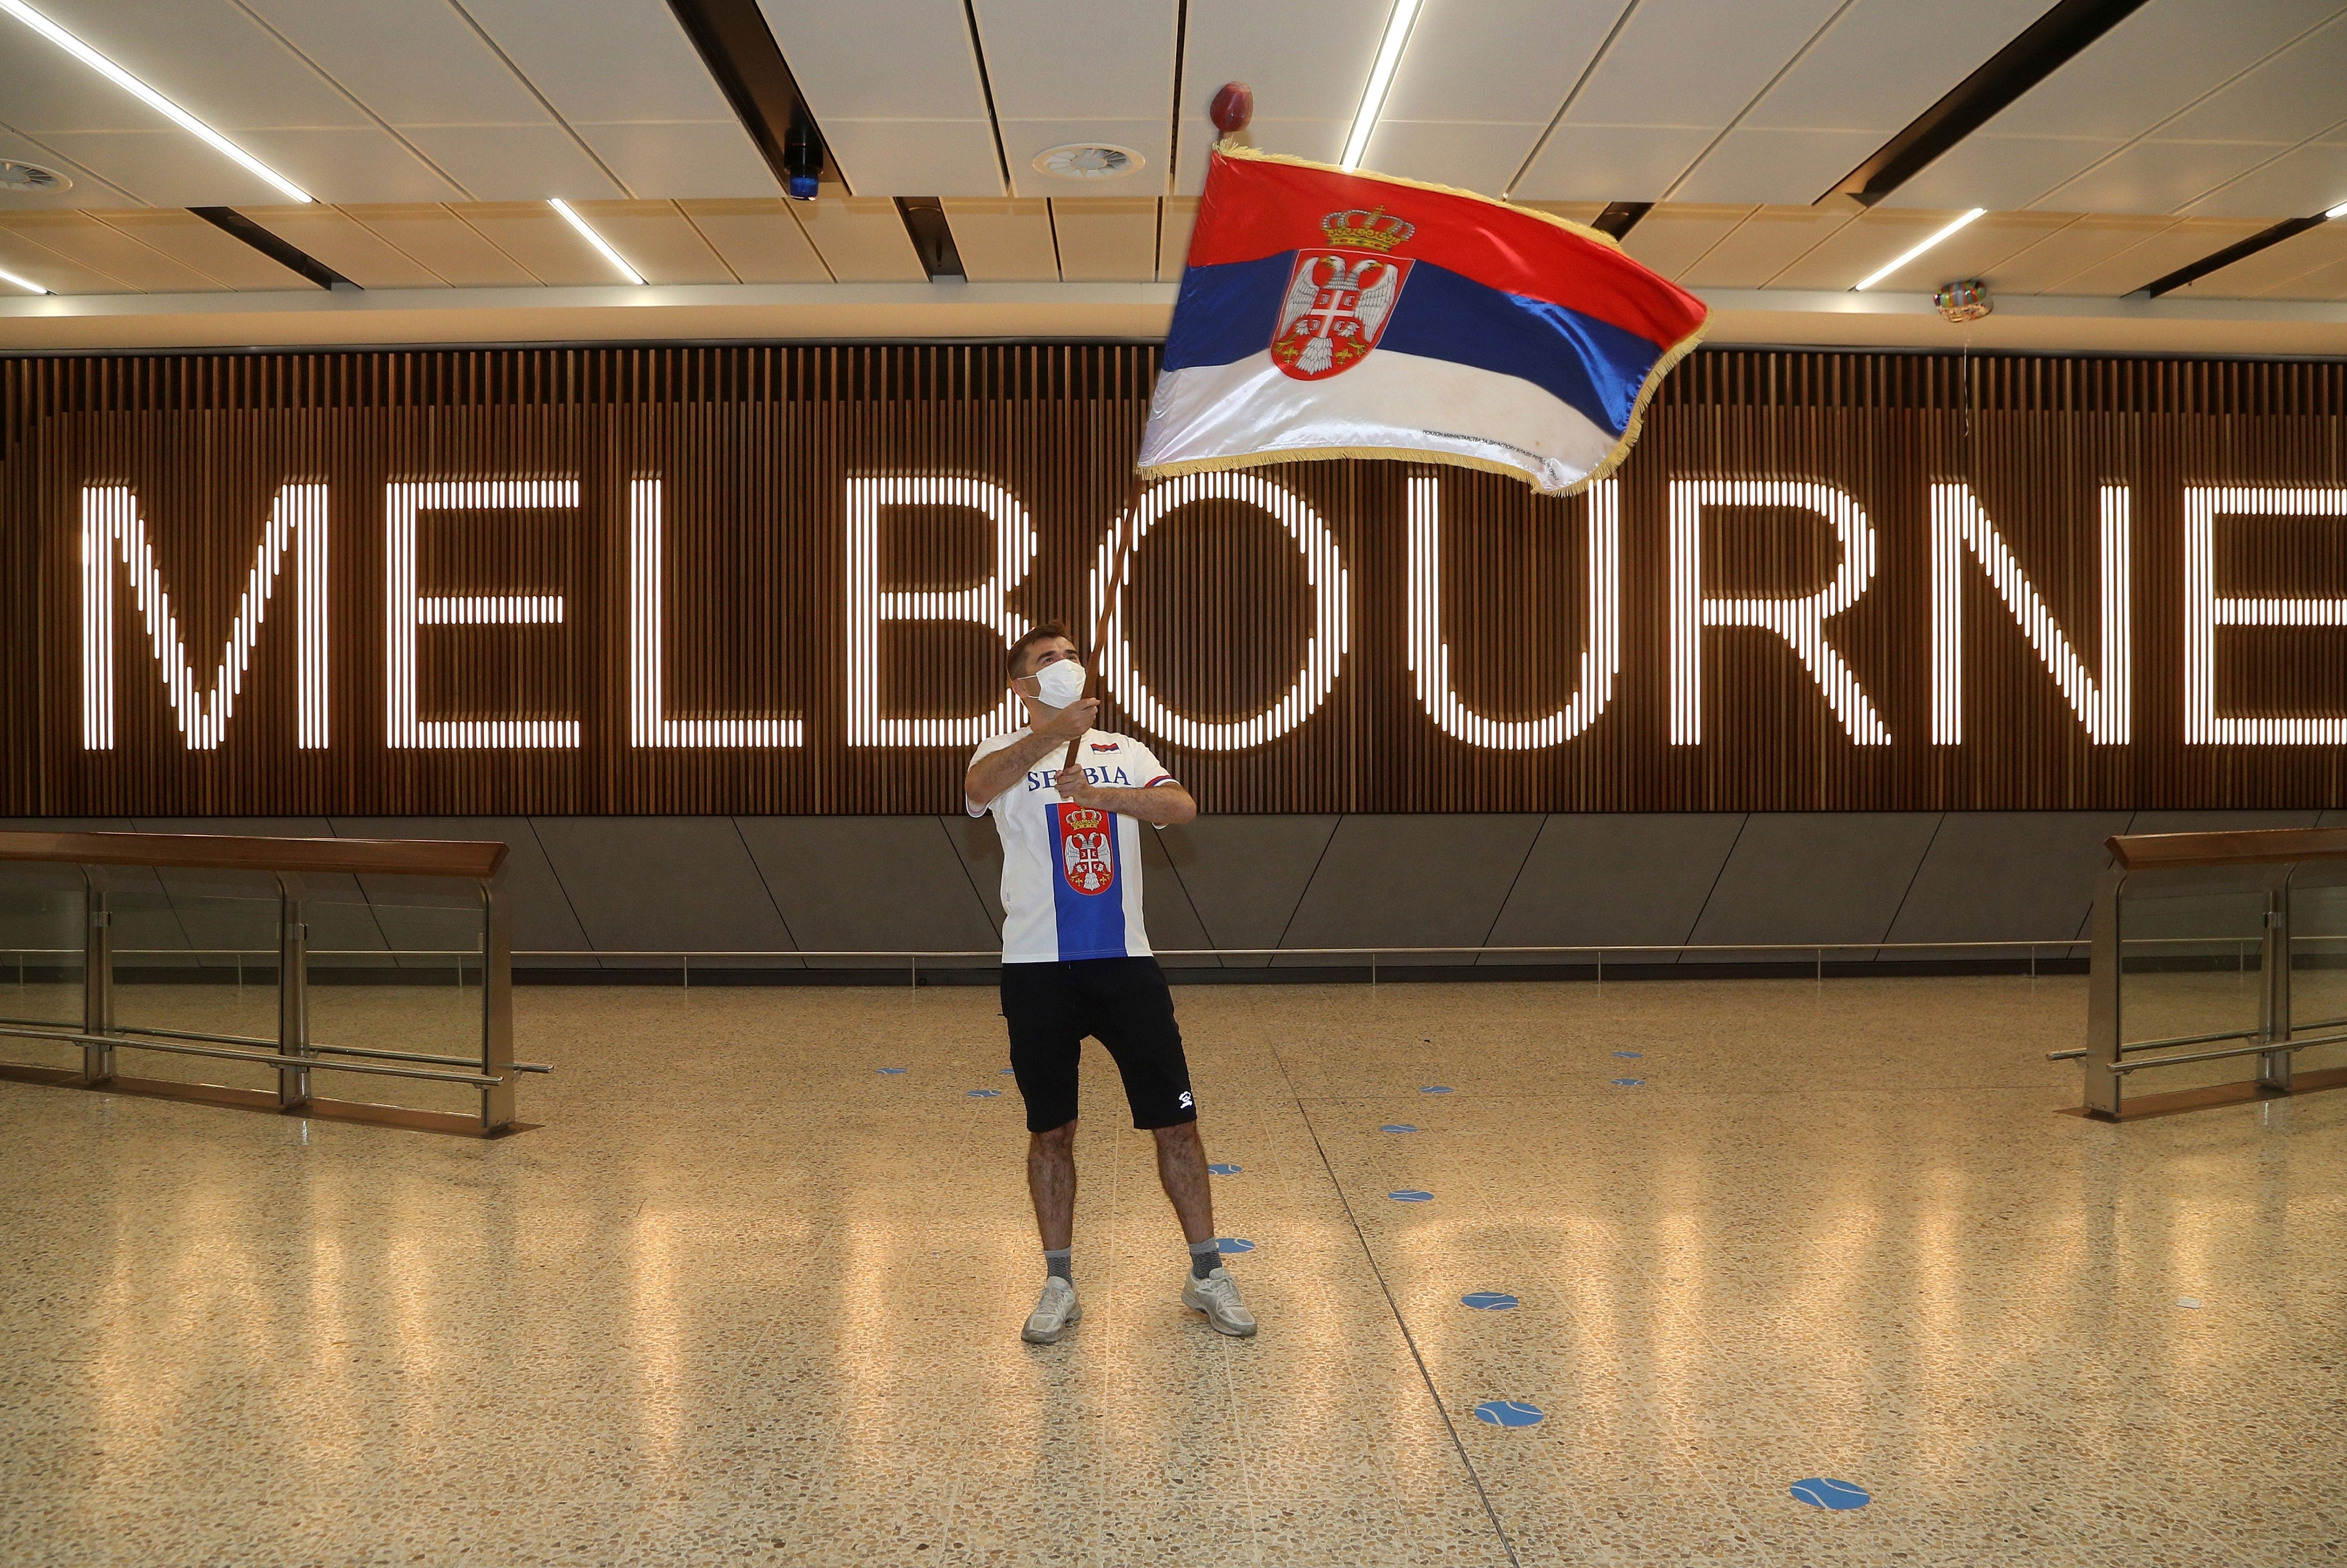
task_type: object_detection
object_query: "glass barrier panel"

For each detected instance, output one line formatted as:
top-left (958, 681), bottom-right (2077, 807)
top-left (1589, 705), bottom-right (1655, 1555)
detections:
top-left (308, 881), bottom-right (485, 1117)
top-left (2117, 881), bottom-right (2268, 1091)
top-left (2288, 876), bottom-right (2347, 1077)
top-left (105, 866), bottom-right (282, 1091)
top-left (0, 862), bottom-right (86, 1069)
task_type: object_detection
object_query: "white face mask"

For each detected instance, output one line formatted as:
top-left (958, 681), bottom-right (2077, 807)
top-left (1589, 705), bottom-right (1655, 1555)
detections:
top-left (1030, 658), bottom-right (1088, 709)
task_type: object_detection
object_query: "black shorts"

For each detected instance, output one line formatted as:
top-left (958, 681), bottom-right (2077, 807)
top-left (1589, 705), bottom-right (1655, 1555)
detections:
top-left (1001, 957), bottom-right (1196, 1133)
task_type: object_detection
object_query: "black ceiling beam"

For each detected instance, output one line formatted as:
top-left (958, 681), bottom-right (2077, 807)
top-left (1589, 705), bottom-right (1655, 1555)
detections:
top-left (189, 208), bottom-right (354, 290)
top-left (895, 197), bottom-right (966, 280)
top-left (2138, 213), bottom-right (2333, 298)
top-left (665, 0), bottom-right (839, 192)
top-left (1591, 202), bottom-right (1651, 240)
top-left (1820, 0), bottom-right (2153, 208)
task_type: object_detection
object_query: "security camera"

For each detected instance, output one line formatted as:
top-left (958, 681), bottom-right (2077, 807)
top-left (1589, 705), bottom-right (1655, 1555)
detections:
top-left (784, 112), bottom-right (822, 202)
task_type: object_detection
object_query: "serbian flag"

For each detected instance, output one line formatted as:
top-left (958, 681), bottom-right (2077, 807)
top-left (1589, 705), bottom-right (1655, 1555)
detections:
top-left (1137, 145), bottom-right (1707, 495)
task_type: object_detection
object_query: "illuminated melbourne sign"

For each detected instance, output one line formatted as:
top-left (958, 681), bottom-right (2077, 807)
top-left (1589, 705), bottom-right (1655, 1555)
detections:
top-left (12, 342), bottom-right (2347, 815)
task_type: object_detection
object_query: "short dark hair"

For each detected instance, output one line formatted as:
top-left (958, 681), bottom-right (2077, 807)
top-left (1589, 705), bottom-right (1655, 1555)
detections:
top-left (1008, 621), bottom-right (1074, 678)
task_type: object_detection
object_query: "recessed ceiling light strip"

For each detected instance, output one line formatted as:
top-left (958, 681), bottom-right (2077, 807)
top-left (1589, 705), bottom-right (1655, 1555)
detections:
top-left (548, 199), bottom-right (647, 285)
top-left (1340, 0), bottom-right (1425, 172)
top-left (1854, 208), bottom-right (1986, 291)
top-left (0, 0), bottom-right (312, 203)
top-left (0, 264), bottom-right (49, 295)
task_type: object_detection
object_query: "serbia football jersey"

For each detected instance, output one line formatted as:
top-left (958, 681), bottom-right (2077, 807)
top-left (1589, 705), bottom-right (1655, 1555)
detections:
top-left (966, 728), bottom-right (1178, 964)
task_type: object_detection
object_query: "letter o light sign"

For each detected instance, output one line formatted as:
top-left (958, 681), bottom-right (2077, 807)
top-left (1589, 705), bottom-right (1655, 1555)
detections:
top-left (1089, 472), bottom-right (1352, 752)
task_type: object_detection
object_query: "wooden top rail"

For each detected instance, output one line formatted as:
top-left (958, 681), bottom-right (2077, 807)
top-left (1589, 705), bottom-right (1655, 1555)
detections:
top-left (0, 830), bottom-right (507, 880)
top-left (2106, 827), bottom-right (2347, 873)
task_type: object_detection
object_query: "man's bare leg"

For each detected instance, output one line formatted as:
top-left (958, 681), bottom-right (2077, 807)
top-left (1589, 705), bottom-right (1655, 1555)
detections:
top-left (1163, 1121), bottom-right (1255, 1334)
top-left (1029, 1120), bottom-right (1077, 1251)
top-left (1021, 1120), bottom-right (1082, 1344)
top-left (1153, 1121), bottom-right (1214, 1243)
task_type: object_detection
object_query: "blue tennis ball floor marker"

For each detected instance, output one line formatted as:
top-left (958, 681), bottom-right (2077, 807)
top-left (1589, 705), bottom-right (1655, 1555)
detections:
top-left (968, 1089), bottom-right (1002, 1098)
top-left (1613, 1051), bottom-right (1643, 1059)
top-left (1461, 1292), bottom-right (1518, 1310)
top-left (1389, 1188), bottom-right (1434, 1202)
top-left (1419, 1085), bottom-right (1454, 1095)
top-left (1380, 1124), bottom-right (1418, 1134)
top-left (1208, 1163), bottom-right (1241, 1175)
top-left (1789, 1478), bottom-right (1870, 1511)
top-left (1611, 1078), bottom-right (1646, 1088)
top-left (1473, 1401), bottom-right (1544, 1428)
top-left (875, 1067), bottom-right (907, 1075)
top-left (1215, 1237), bottom-right (1254, 1254)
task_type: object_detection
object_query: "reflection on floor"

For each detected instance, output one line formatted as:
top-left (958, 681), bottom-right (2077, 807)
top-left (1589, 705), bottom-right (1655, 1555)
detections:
top-left (2, 976), bottom-right (2341, 1566)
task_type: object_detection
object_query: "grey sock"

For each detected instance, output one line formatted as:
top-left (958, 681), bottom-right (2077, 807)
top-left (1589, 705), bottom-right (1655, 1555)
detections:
top-left (1045, 1248), bottom-right (1072, 1282)
top-left (1189, 1239), bottom-right (1220, 1280)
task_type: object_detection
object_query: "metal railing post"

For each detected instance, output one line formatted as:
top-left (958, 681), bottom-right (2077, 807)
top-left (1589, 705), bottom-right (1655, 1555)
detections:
top-left (2084, 863), bottom-right (2124, 1118)
top-left (480, 877), bottom-right (514, 1132)
top-left (276, 874), bottom-right (311, 1110)
top-left (81, 876), bottom-right (114, 1084)
top-left (2259, 888), bottom-right (2294, 1092)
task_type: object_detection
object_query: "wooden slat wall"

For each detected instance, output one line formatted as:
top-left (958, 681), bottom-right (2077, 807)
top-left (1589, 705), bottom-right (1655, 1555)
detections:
top-left (1, 344), bottom-right (2343, 815)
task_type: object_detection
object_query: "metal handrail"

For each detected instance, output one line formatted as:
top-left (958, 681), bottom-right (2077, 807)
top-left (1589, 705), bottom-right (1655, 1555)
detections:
top-left (2060, 828), bottom-right (2347, 1118)
top-left (1, 933), bottom-right (2329, 963)
top-left (0, 1022), bottom-right (502, 1086)
top-left (509, 939), bottom-right (2083, 959)
top-left (0, 826), bottom-right (529, 1132)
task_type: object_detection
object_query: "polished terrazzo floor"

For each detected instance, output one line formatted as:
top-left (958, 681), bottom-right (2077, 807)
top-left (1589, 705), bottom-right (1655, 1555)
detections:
top-left (3, 974), bottom-right (2343, 1566)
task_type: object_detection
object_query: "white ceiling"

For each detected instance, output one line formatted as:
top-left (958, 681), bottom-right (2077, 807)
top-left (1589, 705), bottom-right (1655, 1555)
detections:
top-left (1887, 0), bottom-right (2347, 217)
top-left (0, 0), bottom-right (2342, 217)
top-left (0, 0), bottom-right (2344, 315)
top-left (0, 0), bottom-right (774, 207)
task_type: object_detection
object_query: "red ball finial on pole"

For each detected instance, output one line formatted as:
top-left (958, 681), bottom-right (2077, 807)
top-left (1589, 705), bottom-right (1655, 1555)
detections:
top-left (1209, 82), bottom-right (1253, 137)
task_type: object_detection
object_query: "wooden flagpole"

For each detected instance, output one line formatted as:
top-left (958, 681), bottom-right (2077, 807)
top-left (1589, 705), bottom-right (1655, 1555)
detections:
top-left (1059, 473), bottom-right (1144, 776)
top-left (1058, 81), bottom-right (1252, 778)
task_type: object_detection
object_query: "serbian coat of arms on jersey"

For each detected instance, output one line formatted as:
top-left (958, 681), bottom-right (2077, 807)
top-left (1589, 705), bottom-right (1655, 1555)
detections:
top-left (1056, 804), bottom-right (1115, 895)
top-left (1270, 206), bottom-right (1416, 381)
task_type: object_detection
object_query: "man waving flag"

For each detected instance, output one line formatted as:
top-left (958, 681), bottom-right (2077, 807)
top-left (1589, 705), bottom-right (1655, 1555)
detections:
top-left (1137, 142), bottom-right (1708, 497)
top-left (982, 89), bottom-right (1707, 1353)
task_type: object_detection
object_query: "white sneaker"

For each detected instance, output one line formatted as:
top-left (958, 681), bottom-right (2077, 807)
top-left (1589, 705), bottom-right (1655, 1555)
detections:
top-left (1181, 1266), bottom-right (1257, 1337)
top-left (1023, 1277), bottom-right (1082, 1344)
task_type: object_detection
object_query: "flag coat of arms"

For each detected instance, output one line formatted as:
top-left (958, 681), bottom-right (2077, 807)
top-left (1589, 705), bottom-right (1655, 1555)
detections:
top-left (1138, 145), bottom-right (1708, 495)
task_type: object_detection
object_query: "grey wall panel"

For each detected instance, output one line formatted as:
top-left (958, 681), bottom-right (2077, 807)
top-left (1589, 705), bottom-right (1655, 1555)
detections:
top-left (1686, 813), bottom-right (1942, 961)
top-left (529, 818), bottom-right (801, 968)
top-left (1157, 815), bottom-right (1339, 969)
top-left (332, 817), bottom-right (593, 969)
top-left (13, 809), bottom-right (2344, 974)
top-left (1482, 813), bottom-right (1746, 962)
top-left (1886, 812), bottom-right (2134, 956)
top-left (1137, 827), bottom-right (1216, 968)
top-left (1278, 815), bottom-right (1544, 967)
top-left (736, 816), bottom-right (999, 968)
top-left (939, 814), bottom-right (1008, 934)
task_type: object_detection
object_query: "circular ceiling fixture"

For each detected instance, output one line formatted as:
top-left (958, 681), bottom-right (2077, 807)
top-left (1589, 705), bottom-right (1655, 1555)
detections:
top-left (1032, 144), bottom-right (1143, 181)
top-left (0, 161), bottom-right (70, 194)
